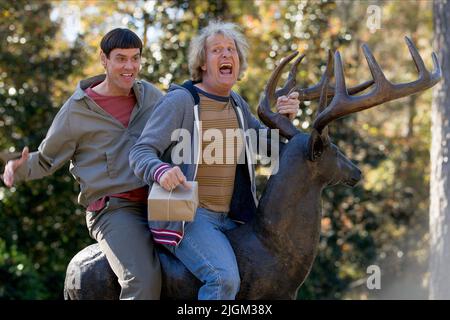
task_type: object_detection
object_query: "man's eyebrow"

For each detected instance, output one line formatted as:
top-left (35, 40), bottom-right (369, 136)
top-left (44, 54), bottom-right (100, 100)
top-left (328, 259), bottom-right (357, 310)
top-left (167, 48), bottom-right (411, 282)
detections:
top-left (115, 53), bottom-right (141, 58)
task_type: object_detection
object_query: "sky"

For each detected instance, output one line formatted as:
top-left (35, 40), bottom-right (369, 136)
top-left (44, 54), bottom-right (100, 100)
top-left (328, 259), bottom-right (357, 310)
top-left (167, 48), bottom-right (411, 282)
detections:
top-left (50, 0), bottom-right (167, 44)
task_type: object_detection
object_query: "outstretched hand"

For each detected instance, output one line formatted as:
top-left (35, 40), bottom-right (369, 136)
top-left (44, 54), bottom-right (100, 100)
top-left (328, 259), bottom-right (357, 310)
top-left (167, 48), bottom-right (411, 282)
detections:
top-left (2, 147), bottom-right (29, 187)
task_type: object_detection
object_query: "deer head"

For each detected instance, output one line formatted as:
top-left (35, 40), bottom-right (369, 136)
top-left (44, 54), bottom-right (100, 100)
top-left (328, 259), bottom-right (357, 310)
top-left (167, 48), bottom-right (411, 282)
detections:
top-left (258, 36), bottom-right (441, 189)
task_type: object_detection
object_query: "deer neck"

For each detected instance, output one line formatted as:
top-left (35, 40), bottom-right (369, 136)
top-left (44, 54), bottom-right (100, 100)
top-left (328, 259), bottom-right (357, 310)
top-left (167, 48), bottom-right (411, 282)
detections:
top-left (254, 134), bottom-right (324, 259)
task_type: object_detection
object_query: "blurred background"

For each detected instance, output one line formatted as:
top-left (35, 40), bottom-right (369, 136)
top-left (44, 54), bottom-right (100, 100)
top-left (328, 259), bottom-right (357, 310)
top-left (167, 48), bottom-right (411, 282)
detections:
top-left (0, 0), bottom-right (445, 299)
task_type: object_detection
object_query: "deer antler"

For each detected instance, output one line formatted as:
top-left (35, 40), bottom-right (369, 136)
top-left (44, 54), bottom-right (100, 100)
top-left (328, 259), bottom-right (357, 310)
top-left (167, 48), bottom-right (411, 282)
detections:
top-left (259, 50), bottom-right (374, 140)
top-left (275, 51), bottom-right (374, 100)
top-left (313, 36), bottom-right (442, 134)
top-left (258, 51), bottom-right (301, 139)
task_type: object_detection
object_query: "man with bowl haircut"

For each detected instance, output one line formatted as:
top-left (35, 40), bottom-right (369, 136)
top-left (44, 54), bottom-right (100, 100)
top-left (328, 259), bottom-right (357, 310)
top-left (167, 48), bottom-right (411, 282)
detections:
top-left (2, 28), bottom-right (163, 299)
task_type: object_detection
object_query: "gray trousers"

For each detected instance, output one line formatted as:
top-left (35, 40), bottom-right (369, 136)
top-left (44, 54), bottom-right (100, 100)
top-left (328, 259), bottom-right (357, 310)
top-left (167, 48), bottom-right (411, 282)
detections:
top-left (85, 197), bottom-right (161, 300)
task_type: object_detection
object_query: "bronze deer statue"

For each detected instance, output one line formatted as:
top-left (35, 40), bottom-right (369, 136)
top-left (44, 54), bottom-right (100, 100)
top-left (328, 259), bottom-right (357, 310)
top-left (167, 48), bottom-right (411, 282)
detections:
top-left (64, 37), bottom-right (441, 299)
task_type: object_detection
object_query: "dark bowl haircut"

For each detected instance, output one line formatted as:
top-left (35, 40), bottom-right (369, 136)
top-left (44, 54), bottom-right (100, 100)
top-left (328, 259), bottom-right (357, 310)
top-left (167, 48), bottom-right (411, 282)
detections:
top-left (100, 28), bottom-right (143, 58)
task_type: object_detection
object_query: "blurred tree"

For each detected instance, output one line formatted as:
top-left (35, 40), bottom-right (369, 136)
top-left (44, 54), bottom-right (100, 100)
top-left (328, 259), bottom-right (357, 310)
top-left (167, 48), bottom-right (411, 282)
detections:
top-left (429, 0), bottom-right (450, 300)
top-left (312, 0), bottom-right (436, 300)
top-left (0, 0), bottom-right (90, 299)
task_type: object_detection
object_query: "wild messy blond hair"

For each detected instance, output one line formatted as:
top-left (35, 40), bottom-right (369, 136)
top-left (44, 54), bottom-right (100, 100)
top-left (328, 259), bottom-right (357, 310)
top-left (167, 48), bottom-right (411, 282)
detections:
top-left (188, 21), bottom-right (249, 81)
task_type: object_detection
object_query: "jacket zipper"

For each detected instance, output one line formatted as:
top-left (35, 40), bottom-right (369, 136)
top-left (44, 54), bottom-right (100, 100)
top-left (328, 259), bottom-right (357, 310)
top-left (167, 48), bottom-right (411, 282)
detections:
top-left (234, 105), bottom-right (259, 207)
top-left (177, 103), bottom-right (201, 247)
top-left (192, 104), bottom-right (201, 181)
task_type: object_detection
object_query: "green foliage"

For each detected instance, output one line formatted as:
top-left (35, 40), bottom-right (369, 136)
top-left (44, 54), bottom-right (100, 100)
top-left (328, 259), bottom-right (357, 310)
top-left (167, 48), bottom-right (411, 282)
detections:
top-left (0, 238), bottom-right (47, 299)
top-left (0, 0), bottom-right (92, 299)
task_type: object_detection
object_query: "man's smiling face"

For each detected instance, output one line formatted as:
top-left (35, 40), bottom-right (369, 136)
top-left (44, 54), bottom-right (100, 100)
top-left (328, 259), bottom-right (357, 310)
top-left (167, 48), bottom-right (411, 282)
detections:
top-left (102, 47), bottom-right (141, 95)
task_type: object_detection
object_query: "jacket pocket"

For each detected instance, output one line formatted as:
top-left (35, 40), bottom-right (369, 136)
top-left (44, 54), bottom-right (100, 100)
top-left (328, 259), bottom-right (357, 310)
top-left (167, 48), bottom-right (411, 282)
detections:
top-left (105, 152), bottom-right (118, 178)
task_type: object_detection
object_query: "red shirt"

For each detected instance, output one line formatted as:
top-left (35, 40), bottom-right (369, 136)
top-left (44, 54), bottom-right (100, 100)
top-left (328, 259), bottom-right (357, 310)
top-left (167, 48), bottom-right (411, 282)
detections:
top-left (85, 86), bottom-right (136, 127)
top-left (85, 84), bottom-right (148, 212)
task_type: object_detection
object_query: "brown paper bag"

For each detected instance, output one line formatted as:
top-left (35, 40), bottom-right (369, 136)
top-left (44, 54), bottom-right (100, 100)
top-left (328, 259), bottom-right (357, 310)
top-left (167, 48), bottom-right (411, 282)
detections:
top-left (148, 181), bottom-right (198, 221)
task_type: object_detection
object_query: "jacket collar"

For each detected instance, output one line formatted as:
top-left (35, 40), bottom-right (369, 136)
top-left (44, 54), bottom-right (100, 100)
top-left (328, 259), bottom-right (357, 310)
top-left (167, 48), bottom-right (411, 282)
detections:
top-left (170, 81), bottom-right (242, 112)
top-left (72, 74), bottom-right (144, 107)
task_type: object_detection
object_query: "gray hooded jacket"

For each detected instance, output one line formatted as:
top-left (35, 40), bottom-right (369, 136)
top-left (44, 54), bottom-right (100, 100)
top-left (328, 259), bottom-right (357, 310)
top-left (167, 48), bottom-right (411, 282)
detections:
top-left (15, 74), bottom-right (163, 208)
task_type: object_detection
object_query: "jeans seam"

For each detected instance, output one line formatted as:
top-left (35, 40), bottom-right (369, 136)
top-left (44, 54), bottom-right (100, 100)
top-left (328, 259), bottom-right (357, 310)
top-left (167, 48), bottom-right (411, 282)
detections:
top-left (216, 270), bottom-right (222, 300)
top-left (182, 234), bottom-right (219, 274)
top-left (181, 234), bottom-right (222, 298)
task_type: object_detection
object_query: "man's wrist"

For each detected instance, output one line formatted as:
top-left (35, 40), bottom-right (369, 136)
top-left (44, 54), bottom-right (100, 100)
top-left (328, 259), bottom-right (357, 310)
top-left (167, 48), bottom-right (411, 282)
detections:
top-left (153, 163), bottom-right (171, 184)
top-left (13, 158), bottom-right (29, 182)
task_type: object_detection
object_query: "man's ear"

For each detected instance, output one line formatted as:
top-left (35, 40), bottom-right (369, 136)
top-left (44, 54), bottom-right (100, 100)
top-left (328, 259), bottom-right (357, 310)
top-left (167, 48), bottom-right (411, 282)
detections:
top-left (100, 51), bottom-right (107, 68)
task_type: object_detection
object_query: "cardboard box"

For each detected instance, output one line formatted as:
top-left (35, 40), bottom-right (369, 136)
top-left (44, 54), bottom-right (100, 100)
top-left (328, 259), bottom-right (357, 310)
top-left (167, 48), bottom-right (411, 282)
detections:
top-left (148, 181), bottom-right (198, 221)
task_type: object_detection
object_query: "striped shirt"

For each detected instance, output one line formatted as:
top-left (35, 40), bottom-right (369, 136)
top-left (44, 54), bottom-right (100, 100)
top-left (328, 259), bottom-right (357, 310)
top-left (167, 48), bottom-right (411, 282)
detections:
top-left (196, 87), bottom-right (244, 213)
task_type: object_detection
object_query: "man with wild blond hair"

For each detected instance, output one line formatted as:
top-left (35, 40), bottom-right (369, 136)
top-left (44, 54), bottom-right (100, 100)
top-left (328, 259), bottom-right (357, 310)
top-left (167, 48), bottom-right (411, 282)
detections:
top-left (130, 21), bottom-right (299, 300)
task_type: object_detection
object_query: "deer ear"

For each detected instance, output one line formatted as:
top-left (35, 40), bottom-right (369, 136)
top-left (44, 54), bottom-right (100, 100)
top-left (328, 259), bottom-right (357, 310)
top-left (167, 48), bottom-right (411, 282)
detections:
top-left (308, 129), bottom-right (329, 161)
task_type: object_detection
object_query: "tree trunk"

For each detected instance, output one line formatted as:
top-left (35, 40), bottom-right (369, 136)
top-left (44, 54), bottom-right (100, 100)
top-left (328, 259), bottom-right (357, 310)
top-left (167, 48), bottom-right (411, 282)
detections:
top-left (430, 0), bottom-right (450, 300)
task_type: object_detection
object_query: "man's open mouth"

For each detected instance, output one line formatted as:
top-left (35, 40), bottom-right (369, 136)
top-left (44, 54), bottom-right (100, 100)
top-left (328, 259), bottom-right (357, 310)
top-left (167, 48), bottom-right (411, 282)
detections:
top-left (121, 73), bottom-right (134, 78)
top-left (219, 63), bottom-right (233, 75)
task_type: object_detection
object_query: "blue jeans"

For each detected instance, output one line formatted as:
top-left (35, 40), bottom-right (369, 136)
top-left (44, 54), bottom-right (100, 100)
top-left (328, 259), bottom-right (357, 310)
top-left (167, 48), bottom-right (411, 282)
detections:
top-left (164, 207), bottom-right (240, 300)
